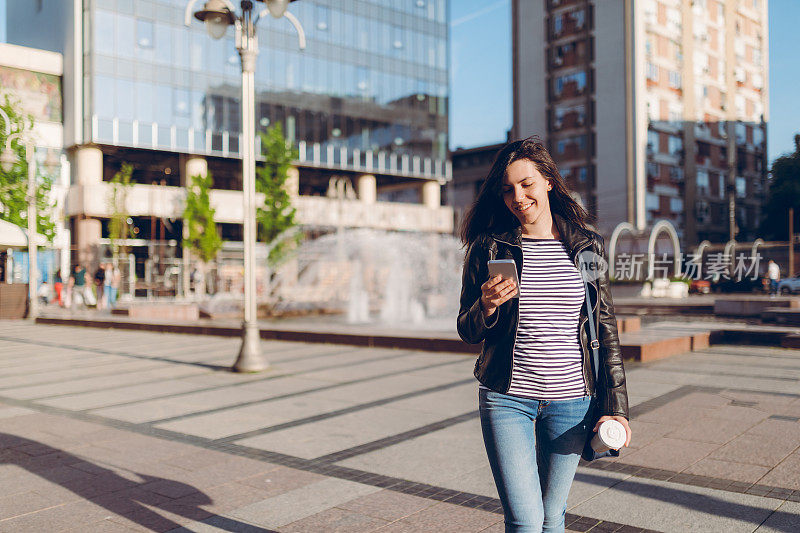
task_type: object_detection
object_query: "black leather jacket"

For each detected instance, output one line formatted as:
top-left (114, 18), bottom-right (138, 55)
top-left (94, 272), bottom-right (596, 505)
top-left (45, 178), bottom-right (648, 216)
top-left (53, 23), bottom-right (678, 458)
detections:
top-left (457, 213), bottom-right (629, 420)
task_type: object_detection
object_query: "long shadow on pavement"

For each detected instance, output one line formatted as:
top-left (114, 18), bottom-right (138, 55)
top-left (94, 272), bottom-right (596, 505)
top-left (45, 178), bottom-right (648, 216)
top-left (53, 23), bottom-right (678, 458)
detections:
top-left (0, 432), bottom-right (276, 532)
top-left (575, 471), bottom-right (799, 532)
top-left (0, 334), bottom-right (232, 372)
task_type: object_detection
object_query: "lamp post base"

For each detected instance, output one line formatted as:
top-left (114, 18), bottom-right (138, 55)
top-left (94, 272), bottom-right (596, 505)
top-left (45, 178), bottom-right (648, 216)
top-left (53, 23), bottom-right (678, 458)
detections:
top-left (232, 321), bottom-right (267, 372)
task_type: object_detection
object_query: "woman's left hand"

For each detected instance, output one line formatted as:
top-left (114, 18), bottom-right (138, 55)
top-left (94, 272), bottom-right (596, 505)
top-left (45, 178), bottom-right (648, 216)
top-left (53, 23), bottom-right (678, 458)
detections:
top-left (593, 415), bottom-right (632, 448)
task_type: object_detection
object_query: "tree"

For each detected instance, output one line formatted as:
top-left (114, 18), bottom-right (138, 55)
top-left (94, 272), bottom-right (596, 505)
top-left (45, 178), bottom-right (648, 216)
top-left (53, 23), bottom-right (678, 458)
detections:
top-left (256, 123), bottom-right (300, 266)
top-left (183, 171), bottom-right (223, 295)
top-left (760, 135), bottom-right (800, 240)
top-left (107, 163), bottom-right (135, 264)
top-left (0, 94), bottom-right (55, 241)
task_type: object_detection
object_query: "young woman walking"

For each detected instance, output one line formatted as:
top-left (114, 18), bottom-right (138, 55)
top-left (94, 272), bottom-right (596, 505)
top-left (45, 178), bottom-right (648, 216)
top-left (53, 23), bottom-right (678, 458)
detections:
top-left (457, 138), bottom-right (631, 532)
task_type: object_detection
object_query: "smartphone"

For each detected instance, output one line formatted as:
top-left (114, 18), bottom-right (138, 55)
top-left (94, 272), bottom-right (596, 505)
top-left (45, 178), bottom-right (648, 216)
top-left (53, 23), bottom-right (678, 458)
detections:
top-left (487, 259), bottom-right (520, 298)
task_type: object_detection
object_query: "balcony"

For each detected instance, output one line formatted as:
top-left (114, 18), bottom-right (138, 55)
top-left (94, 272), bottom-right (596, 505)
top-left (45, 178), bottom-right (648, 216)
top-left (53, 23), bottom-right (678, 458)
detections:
top-left (65, 183), bottom-right (454, 234)
top-left (91, 115), bottom-right (451, 182)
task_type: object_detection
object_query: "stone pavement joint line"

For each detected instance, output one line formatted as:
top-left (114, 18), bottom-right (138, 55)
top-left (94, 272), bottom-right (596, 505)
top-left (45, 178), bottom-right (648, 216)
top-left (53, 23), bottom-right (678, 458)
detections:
top-left (212, 377), bottom-right (476, 444)
top-left (147, 354), bottom-right (466, 425)
top-left (29, 345), bottom-right (357, 402)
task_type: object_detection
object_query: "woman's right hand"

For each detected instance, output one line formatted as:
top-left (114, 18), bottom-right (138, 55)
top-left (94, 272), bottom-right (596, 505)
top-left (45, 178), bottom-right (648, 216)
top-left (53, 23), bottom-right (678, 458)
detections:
top-left (480, 275), bottom-right (517, 318)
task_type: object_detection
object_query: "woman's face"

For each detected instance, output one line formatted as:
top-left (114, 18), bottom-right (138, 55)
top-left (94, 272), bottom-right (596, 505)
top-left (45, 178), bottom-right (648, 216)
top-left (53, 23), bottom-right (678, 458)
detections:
top-left (502, 159), bottom-right (552, 226)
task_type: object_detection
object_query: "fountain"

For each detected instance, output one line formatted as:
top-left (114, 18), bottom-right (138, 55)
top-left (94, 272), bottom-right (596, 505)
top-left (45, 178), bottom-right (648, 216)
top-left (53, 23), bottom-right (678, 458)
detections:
top-left (269, 229), bottom-right (464, 329)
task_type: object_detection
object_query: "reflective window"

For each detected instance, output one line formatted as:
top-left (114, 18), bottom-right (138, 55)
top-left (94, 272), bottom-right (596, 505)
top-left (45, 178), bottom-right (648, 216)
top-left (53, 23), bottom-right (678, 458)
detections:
top-left (137, 19), bottom-right (154, 48)
top-left (94, 75), bottom-right (115, 118)
top-left (135, 81), bottom-right (155, 123)
top-left (154, 22), bottom-right (171, 64)
top-left (95, 10), bottom-right (115, 54)
top-left (116, 14), bottom-right (136, 58)
top-left (156, 84), bottom-right (172, 124)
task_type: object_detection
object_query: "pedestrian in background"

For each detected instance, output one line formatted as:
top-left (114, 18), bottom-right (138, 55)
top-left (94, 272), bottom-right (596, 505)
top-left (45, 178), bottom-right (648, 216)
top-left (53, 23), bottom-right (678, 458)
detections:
top-left (54, 270), bottom-right (63, 307)
top-left (68, 264), bottom-right (88, 308)
top-left (94, 264), bottom-right (106, 309)
top-left (458, 138), bottom-right (631, 532)
top-left (105, 262), bottom-right (120, 308)
top-left (767, 259), bottom-right (781, 296)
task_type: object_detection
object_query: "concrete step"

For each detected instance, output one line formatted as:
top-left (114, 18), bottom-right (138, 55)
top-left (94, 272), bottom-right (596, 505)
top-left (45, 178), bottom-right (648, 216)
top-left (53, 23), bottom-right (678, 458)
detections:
top-left (618, 328), bottom-right (710, 362)
top-left (782, 333), bottom-right (800, 349)
top-left (616, 315), bottom-right (641, 333)
top-left (714, 297), bottom-right (800, 317)
top-left (761, 307), bottom-right (800, 326)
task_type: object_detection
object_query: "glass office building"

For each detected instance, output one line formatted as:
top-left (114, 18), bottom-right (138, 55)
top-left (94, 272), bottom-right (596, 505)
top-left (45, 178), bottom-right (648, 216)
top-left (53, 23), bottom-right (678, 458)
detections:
top-left (88, 0), bottom-right (449, 180)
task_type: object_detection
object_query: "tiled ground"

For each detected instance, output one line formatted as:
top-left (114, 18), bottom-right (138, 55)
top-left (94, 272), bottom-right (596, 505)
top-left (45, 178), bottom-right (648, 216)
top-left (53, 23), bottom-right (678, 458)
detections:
top-left (0, 322), bottom-right (798, 532)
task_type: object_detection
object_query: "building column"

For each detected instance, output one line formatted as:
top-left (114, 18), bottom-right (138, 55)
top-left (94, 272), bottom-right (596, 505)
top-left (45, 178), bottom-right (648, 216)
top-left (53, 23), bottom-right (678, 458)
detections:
top-left (357, 174), bottom-right (376, 204)
top-left (285, 166), bottom-right (300, 197)
top-left (181, 156), bottom-right (208, 298)
top-left (421, 180), bottom-right (441, 209)
top-left (71, 145), bottom-right (103, 267)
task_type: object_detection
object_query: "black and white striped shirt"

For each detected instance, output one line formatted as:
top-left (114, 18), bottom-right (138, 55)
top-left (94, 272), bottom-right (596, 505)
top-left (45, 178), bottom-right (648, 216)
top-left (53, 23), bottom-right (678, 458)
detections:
top-left (480, 237), bottom-right (587, 400)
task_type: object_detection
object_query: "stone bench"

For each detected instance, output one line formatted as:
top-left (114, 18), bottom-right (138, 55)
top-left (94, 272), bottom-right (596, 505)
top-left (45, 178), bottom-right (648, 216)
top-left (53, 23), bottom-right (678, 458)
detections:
top-left (111, 303), bottom-right (200, 321)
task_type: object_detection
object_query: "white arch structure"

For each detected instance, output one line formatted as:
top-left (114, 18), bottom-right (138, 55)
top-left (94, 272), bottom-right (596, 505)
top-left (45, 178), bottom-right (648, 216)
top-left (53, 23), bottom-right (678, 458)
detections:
top-left (694, 240), bottom-right (711, 259)
top-left (608, 222), bottom-right (638, 279)
top-left (647, 220), bottom-right (681, 280)
top-left (751, 238), bottom-right (764, 262)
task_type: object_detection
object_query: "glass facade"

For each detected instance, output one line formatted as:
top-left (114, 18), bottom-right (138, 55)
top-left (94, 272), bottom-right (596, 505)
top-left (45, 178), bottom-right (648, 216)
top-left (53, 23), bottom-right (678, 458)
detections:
top-left (87, 0), bottom-right (449, 174)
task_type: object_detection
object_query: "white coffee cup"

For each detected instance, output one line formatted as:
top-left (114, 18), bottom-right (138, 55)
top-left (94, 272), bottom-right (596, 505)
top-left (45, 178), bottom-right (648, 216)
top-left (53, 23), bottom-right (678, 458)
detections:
top-left (591, 419), bottom-right (626, 452)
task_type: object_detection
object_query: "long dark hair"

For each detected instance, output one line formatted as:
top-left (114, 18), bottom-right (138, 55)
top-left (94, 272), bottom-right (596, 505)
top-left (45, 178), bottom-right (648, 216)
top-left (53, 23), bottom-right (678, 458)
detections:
top-left (459, 137), bottom-right (592, 245)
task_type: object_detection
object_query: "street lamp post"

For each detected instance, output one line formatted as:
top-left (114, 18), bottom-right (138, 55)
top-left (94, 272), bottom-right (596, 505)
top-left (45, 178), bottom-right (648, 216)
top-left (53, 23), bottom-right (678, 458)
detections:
top-left (0, 107), bottom-right (43, 320)
top-left (186, 0), bottom-right (305, 372)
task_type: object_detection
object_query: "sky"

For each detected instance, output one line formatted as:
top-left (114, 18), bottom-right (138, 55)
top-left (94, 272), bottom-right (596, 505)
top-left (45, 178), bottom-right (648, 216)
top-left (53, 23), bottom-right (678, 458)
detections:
top-left (0, 0), bottom-right (796, 164)
top-left (448, 0), bottom-right (512, 151)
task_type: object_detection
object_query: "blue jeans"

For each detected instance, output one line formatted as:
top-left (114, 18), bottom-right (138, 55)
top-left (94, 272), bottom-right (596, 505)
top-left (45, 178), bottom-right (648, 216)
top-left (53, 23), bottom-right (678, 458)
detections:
top-left (105, 286), bottom-right (118, 307)
top-left (479, 388), bottom-right (593, 533)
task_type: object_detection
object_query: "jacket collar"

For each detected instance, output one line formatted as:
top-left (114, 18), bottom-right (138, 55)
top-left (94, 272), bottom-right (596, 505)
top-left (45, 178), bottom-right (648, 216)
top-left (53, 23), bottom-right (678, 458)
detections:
top-left (490, 213), bottom-right (594, 259)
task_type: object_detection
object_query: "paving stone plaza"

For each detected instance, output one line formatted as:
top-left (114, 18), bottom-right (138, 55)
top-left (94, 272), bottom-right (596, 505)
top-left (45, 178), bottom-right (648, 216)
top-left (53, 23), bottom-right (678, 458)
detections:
top-left (0, 321), bottom-right (799, 532)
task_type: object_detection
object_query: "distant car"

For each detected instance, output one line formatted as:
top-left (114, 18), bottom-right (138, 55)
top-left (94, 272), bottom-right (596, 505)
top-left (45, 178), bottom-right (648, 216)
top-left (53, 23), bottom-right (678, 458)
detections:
top-left (689, 279), bottom-right (711, 294)
top-left (777, 275), bottom-right (800, 295)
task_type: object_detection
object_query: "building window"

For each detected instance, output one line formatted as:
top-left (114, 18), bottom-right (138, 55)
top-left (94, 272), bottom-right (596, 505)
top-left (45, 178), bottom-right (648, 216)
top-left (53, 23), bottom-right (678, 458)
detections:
top-left (697, 169), bottom-right (709, 196)
top-left (646, 62), bottom-right (658, 81)
top-left (554, 15), bottom-right (563, 36)
top-left (718, 174), bottom-right (725, 199)
top-left (137, 19), bottom-right (154, 48)
top-left (553, 71), bottom-right (587, 98)
top-left (736, 176), bottom-right (746, 198)
top-left (647, 130), bottom-right (659, 152)
top-left (646, 193), bottom-right (659, 210)
top-left (647, 161), bottom-right (658, 177)
top-left (668, 71), bottom-right (682, 89)
top-left (735, 122), bottom-right (746, 143)
top-left (696, 200), bottom-right (710, 223)
top-left (670, 197), bottom-right (683, 213)
top-left (573, 9), bottom-right (585, 29)
top-left (668, 135), bottom-right (682, 156)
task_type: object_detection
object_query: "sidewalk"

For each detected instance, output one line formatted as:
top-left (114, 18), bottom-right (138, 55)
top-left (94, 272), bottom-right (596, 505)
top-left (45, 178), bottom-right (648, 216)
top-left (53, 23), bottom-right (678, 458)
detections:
top-left (0, 321), bottom-right (798, 532)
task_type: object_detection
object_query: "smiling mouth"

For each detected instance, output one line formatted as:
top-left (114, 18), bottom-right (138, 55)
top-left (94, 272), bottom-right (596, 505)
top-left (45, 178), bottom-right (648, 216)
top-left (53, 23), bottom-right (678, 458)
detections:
top-left (514, 201), bottom-right (535, 213)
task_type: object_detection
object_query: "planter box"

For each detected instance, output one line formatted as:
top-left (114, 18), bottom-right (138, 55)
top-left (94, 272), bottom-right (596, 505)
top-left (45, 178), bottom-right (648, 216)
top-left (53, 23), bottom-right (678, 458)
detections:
top-left (0, 284), bottom-right (28, 319)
